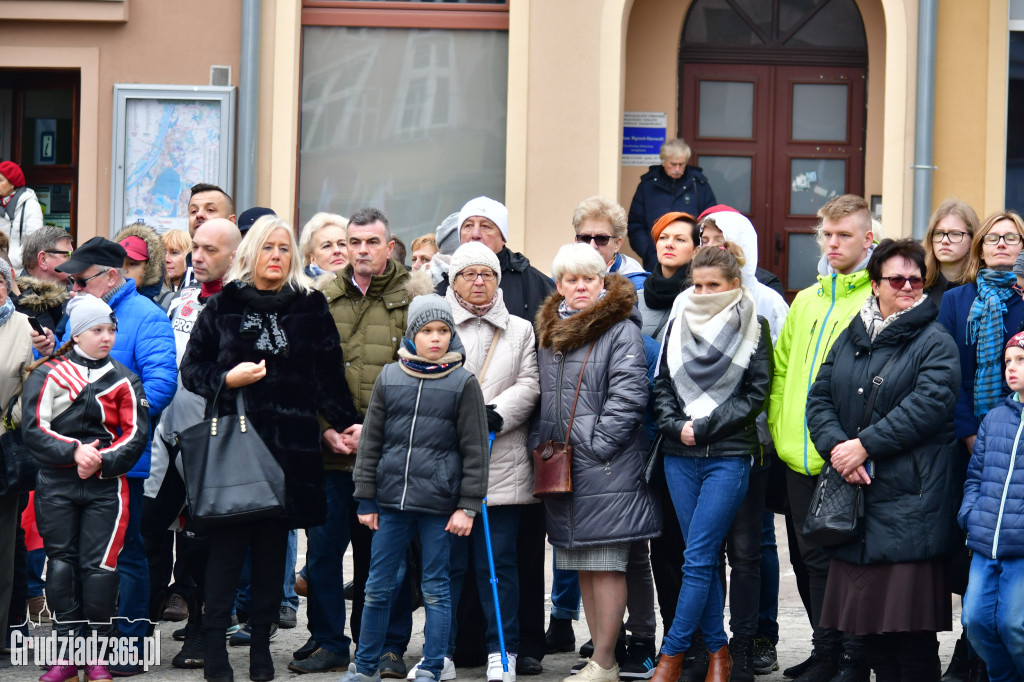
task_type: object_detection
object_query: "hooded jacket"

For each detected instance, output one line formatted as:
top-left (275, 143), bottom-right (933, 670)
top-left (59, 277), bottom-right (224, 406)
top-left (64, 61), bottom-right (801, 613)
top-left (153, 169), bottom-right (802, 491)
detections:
top-left (446, 286), bottom-right (541, 506)
top-left (627, 164), bottom-right (717, 271)
top-left (114, 223), bottom-right (166, 303)
top-left (807, 296), bottom-right (962, 564)
top-left (318, 261), bottom-right (434, 471)
top-left (437, 246), bottom-right (555, 327)
top-left (533, 275), bottom-right (661, 548)
top-left (1, 186), bottom-right (43, 272)
top-left (768, 263), bottom-right (873, 476)
top-left (15, 276), bottom-right (69, 333)
top-left (960, 393), bottom-right (1024, 559)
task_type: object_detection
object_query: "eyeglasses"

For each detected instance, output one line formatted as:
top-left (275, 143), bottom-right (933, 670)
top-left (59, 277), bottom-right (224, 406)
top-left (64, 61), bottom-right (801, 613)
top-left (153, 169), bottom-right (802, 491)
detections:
top-left (457, 271), bottom-right (497, 282)
top-left (45, 249), bottom-right (73, 258)
top-left (982, 233), bottom-right (1024, 245)
top-left (931, 231), bottom-right (968, 244)
top-left (575, 234), bottom-right (614, 247)
top-left (879, 275), bottom-right (924, 290)
top-left (67, 271), bottom-right (107, 288)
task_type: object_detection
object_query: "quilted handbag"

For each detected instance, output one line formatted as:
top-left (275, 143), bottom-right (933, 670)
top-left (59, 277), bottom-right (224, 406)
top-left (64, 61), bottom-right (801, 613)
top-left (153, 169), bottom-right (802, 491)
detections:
top-left (176, 387), bottom-right (285, 527)
top-left (0, 394), bottom-right (38, 495)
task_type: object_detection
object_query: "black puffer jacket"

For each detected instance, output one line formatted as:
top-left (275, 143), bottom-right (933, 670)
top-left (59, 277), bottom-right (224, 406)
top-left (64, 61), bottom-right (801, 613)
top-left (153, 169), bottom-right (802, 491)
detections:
top-left (627, 164), bottom-right (717, 271)
top-left (806, 295), bottom-right (963, 564)
top-left (654, 316), bottom-right (772, 458)
top-left (437, 246), bottom-right (555, 326)
top-left (533, 275), bottom-right (661, 548)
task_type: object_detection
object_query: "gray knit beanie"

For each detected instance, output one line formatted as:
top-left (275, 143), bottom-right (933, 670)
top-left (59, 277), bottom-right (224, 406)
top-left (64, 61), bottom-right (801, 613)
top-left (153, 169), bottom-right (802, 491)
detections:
top-left (1014, 251), bottom-right (1024, 279)
top-left (68, 294), bottom-right (115, 338)
top-left (435, 213), bottom-right (462, 256)
top-left (405, 293), bottom-right (455, 342)
top-left (0, 257), bottom-right (12, 291)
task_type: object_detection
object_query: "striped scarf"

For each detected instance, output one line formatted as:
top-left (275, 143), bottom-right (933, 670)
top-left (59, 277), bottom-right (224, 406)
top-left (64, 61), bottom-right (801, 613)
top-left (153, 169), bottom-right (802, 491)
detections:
top-left (967, 269), bottom-right (1018, 418)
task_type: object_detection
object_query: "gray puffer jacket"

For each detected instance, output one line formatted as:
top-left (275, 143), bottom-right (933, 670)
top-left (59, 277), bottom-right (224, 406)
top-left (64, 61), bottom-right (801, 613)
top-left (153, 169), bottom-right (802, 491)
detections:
top-left (533, 274), bottom-right (661, 548)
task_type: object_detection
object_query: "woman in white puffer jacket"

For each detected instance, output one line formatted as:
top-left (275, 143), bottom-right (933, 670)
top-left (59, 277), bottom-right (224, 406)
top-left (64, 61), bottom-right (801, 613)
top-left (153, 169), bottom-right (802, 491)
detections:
top-left (440, 241), bottom-right (541, 680)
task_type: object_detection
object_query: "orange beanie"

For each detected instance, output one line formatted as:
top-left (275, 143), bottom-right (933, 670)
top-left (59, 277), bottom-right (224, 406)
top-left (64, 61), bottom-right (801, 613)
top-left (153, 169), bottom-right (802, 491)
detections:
top-left (651, 211), bottom-right (696, 242)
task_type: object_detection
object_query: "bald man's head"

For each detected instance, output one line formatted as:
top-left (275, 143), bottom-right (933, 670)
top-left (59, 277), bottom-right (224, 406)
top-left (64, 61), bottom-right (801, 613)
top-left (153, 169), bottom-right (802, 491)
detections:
top-left (192, 218), bottom-right (241, 283)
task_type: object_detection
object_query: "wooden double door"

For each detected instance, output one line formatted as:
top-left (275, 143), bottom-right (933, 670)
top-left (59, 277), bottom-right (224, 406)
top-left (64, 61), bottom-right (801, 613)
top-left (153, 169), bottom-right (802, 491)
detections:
top-left (680, 63), bottom-right (866, 295)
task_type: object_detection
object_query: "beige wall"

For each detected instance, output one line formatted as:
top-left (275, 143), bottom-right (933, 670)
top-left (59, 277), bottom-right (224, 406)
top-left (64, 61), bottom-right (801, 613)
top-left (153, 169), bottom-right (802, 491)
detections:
top-left (0, 1), bottom-right (242, 242)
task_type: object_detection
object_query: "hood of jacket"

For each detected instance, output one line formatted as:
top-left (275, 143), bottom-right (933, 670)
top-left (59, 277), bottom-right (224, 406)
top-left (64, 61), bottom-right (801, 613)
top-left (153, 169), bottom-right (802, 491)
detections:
top-left (15, 276), bottom-right (69, 313)
top-left (498, 246), bottom-right (535, 274)
top-left (536, 274), bottom-right (639, 354)
top-left (114, 223), bottom-right (165, 289)
top-left (639, 163), bottom-right (709, 184)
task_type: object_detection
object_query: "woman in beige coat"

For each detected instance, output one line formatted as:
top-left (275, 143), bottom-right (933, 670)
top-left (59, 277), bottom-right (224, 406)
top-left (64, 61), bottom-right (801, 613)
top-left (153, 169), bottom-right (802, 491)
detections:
top-left (0, 256), bottom-right (34, 642)
top-left (440, 241), bottom-right (541, 682)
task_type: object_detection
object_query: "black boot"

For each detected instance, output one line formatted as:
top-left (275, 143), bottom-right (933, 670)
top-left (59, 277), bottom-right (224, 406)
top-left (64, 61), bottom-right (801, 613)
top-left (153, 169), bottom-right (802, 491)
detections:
top-left (792, 645), bottom-right (840, 682)
top-left (679, 630), bottom-right (709, 682)
top-left (827, 651), bottom-right (870, 682)
top-left (941, 635), bottom-right (970, 682)
top-left (729, 635), bottom-right (755, 682)
top-left (204, 627), bottom-right (234, 682)
top-left (544, 617), bottom-right (575, 654)
top-left (249, 624), bottom-right (275, 682)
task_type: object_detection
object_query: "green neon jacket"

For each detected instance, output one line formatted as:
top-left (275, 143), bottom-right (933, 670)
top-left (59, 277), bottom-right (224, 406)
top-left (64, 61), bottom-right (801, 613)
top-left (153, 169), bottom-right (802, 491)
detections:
top-left (768, 269), bottom-right (872, 476)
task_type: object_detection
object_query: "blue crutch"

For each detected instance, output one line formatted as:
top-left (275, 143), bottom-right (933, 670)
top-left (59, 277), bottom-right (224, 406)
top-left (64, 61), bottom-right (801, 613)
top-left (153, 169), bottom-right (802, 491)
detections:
top-left (481, 431), bottom-right (513, 682)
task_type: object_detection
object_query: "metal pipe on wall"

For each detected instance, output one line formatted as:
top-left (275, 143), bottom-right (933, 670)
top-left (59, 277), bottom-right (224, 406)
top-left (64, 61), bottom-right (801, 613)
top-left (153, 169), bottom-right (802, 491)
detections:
top-left (236, 0), bottom-right (260, 214)
top-left (911, 0), bottom-right (938, 240)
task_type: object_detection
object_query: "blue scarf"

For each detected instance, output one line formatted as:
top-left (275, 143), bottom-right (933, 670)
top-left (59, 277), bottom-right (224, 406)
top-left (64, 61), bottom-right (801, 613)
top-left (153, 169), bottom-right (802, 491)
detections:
top-left (967, 269), bottom-right (1018, 418)
top-left (398, 338), bottom-right (462, 376)
top-left (0, 299), bottom-right (13, 328)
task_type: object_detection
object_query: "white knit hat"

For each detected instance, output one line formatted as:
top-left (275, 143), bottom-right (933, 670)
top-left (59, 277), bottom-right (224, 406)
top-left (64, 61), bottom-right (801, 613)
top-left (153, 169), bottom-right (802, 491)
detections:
top-left (68, 294), bottom-right (115, 338)
top-left (457, 197), bottom-right (509, 242)
top-left (449, 242), bottom-right (501, 285)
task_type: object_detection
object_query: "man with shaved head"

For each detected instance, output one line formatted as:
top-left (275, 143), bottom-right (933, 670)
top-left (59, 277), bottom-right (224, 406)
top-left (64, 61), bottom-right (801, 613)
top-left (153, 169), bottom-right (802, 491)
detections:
top-left (143, 217), bottom-right (242, 669)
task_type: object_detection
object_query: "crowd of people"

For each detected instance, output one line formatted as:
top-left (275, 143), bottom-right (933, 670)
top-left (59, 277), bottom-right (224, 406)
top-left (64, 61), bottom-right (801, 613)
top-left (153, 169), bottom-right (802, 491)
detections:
top-left (0, 140), bottom-right (1021, 682)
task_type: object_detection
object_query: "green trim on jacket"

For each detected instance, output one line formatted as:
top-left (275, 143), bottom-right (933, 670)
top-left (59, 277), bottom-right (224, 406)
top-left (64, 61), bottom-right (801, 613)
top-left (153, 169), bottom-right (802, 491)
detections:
top-left (768, 269), bottom-right (872, 476)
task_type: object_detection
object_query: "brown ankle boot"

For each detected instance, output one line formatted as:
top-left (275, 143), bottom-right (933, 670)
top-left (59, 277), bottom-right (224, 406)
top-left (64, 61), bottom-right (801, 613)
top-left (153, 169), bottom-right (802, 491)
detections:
top-left (705, 645), bottom-right (732, 682)
top-left (650, 652), bottom-right (685, 682)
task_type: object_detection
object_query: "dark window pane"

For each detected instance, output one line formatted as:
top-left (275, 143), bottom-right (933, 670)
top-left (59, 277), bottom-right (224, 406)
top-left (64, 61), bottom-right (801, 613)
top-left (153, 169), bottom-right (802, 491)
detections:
top-left (1007, 32), bottom-right (1024, 213)
top-left (22, 89), bottom-right (74, 166)
top-left (683, 0), bottom-right (764, 46)
top-left (684, 0), bottom-right (865, 50)
top-left (786, 0), bottom-right (867, 49)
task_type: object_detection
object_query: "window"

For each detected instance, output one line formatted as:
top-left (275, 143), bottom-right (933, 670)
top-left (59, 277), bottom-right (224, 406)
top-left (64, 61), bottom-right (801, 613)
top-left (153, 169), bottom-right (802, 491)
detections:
top-left (1007, 2), bottom-right (1024, 211)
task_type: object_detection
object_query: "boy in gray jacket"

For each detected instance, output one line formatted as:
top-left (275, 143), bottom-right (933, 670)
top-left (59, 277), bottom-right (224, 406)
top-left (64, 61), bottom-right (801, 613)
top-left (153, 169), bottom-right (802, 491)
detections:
top-left (347, 294), bottom-right (489, 682)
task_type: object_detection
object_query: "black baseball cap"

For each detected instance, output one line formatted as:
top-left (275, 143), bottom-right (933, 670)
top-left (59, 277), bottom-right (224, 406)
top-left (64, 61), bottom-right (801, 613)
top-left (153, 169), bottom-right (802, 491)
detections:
top-left (237, 207), bottom-right (276, 235)
top-left (55, 237), bottom-right (127, 274)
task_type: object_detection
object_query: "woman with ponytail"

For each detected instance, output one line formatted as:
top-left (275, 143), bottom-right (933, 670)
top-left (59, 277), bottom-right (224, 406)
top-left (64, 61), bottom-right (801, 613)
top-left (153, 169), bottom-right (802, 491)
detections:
top-left (649, 243), bottom-right (772, 682)
top-left (23, 294), bottom-right (150, 682)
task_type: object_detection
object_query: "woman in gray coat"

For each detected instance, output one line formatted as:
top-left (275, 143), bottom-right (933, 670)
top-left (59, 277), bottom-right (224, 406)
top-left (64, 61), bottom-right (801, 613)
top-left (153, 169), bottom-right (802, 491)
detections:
top-left (534, 243), bottom-right (660, 682)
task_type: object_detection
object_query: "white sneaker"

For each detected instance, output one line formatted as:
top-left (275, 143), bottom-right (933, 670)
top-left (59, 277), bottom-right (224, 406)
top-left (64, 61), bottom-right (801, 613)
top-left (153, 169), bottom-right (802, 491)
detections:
top-left (406, 656), bottom-right (456, 681)
top-left (486, 652), bottom-right (516, 682)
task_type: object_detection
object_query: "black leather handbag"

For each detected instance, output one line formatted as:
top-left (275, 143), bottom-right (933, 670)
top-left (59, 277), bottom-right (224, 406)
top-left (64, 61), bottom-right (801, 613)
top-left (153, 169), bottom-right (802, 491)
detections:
top-left (176, 387), bottom-right (285, 527)
top-left (0, 394), bottom-right (38, 496)
top-left (803, 347), bottom-right (904, 547)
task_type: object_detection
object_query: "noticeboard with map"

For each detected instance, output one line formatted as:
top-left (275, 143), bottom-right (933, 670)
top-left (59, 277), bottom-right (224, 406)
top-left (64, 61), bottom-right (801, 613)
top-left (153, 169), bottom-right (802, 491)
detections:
top-left (111, 85), bottom-right (235, 236)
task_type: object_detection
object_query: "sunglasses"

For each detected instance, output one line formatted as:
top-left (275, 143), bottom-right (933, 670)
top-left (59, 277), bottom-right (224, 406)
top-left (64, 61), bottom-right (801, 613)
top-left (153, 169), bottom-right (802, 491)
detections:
top-left (45, 249), bottom-right (73, 258)
top-left (879, 275), bottom-right (924, 290)
top-left (67, 271), bottom-right (107, 288)
top-left (575, 234), bottom-right (614, 246)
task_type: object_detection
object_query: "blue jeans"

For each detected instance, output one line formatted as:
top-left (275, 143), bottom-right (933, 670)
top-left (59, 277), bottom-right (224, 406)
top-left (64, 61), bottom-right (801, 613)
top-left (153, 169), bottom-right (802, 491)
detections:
top-left (355, 510), bottom-right (453, 680)
top-left (661, 455), bottom-right (750, 655)
top-left (449, 504), bottom-right (522, 655)
top-left (115, 479), bottom-right (149, 650)
top-left (550, 564), bottom-right (581, 620)
top-left (306, 471), bottom-right (354, 656)
top-left (757, 512), bottom-right (780, 644)
top-left (27, 548), bottom-right (46, 598)
top-left (235, 529), bottom-right (299, 613)
top-left (962, 553), bottom-right (1024, 682)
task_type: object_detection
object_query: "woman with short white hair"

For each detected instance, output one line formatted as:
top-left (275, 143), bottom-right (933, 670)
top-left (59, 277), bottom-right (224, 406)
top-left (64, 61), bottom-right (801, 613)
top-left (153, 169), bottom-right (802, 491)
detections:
top-left (300, 212), bottom-right (349, 277)
top-left (534, 243), bottom-right (659, 682)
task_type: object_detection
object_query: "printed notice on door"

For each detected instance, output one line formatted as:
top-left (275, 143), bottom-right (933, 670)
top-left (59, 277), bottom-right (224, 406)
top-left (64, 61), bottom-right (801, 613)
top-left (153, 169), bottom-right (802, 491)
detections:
top-left (622, 112), bottom-right (667, 167)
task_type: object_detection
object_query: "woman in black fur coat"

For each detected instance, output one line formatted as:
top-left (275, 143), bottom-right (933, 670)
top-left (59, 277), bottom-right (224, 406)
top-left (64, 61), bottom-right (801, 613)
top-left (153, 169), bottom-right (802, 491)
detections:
top-left (180, 216), bottom-right (360, 682)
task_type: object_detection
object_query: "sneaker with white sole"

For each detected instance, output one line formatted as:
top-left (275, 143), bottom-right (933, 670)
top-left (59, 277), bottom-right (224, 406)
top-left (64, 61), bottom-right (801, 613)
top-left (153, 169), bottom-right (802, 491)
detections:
top-left (405, 656), bottom-right (455, 681)
top-left (486, 652), bottom-right (517, 682)
top-left (564, 660), bottom-right (619, 682)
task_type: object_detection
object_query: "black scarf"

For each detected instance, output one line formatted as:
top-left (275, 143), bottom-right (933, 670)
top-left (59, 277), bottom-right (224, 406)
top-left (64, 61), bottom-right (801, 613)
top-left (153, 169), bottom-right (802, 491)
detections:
top-left (643, 264), bottom-right (690, 310)
top-left (223, 280), bottom-right (298, 357)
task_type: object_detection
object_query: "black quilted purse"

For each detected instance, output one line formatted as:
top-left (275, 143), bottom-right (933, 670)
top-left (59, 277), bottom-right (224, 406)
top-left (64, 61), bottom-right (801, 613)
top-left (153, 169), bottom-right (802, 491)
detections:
top-left (0, 394), bottom-right (39, 495)
top-left (804, 347), bottom-right (903, 547)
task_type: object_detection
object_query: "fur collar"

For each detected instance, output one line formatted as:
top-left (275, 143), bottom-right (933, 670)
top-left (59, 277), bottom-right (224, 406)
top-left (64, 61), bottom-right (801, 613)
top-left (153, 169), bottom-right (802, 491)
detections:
top-left (536, 274), bottom-right (637, 353)
top-left (15, 276), bottom-right (69, 311)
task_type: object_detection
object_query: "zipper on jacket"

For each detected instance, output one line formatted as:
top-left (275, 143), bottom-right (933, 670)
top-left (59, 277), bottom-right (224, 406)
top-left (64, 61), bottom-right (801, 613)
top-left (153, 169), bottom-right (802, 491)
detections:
top-left (556, 352), bottom-right (566, 441)
top-left (803, 320), bottom-right (819, 363)
top-left (399, 380), bottom-right (425, 511)
top-left (993, 406), bottom-right (1024, 559)
top-left (804, 276), bottom-right (838, 475)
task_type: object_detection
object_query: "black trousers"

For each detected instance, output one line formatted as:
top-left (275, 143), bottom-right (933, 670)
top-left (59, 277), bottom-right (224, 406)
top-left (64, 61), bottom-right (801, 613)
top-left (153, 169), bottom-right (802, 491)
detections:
top-left (725, 467), bottom-right (768, 639)
top-left (517, 503), bottom-right (547, 660)
top-left (203, 522), bottom-right (287, 630)
top-left (864, 632), bottom-right (940, 681)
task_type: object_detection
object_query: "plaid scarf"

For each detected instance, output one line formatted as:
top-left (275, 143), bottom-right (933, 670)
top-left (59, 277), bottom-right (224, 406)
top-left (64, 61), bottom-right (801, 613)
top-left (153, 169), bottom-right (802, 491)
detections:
top-left (398, 340), bottom-right (463, 379)
top-left (967, 269), bottom-right (1018, 418)
top-left (666, 286), bottom-right (760, 420)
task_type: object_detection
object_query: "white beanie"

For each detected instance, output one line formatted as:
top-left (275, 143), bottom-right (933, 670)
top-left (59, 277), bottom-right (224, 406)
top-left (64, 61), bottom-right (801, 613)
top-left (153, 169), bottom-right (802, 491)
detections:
top-left (68, 294), bottom-right (115, 338)
top-left (457, 197), bottom-right (508, 242)
top-left (449, 242), bottom-right (501, 285)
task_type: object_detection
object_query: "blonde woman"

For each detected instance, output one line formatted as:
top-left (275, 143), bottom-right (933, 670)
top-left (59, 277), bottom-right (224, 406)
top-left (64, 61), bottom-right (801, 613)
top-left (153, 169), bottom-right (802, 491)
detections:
top-left (162, 229), bottom-right (192, 292)
top-left (300, 212), bottom-right (349, 277)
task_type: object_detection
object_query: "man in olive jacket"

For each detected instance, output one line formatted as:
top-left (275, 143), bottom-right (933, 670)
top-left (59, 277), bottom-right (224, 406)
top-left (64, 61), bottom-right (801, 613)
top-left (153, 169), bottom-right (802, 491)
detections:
top-left (290, 208), bottom-right (432, 674)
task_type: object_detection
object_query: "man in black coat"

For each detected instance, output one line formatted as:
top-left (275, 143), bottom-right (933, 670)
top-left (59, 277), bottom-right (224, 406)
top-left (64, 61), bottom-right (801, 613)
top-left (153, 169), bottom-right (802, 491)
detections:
top-left (627, 138), bottom-right (717, 271)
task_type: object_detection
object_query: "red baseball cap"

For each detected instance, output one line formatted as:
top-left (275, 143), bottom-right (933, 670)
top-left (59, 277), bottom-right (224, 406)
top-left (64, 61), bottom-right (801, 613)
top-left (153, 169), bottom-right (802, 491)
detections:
top-left (119, 235), bottom-right (149, 261)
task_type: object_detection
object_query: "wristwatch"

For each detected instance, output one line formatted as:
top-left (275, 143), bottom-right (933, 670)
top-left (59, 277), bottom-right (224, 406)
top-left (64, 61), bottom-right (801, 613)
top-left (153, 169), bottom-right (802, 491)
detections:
top-left (461, 509), bottom-right (477, 518)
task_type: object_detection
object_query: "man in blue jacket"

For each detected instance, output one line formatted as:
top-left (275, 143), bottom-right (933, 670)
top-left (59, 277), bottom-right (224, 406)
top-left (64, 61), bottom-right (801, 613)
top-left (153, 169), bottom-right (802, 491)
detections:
top-left (33, 236), bottom-right (177, 675)
top-left (626, 138), bottom-right (716, 272)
